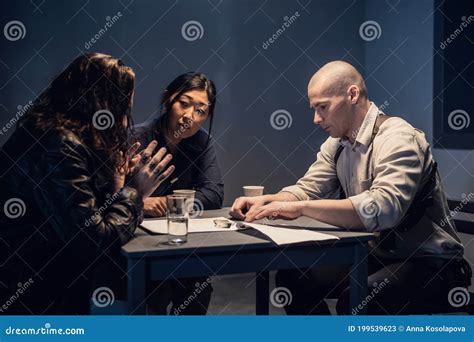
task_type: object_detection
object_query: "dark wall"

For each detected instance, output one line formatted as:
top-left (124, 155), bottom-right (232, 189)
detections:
top-left (0, 0), bottom-right (366, 205)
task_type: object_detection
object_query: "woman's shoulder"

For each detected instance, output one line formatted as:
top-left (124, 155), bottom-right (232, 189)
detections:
top-left (184, 129), bottom-right (213, 151)
top-left (6, 124), bottom-right (84, 152)
top-left (36, 128), bottom-right (94, 162)
top-left (42, 127), bottom-right (83, 148)
top-left (191, 129), bottom-right (210, 144)
top-left (1, 126), bottom-right (91, 186)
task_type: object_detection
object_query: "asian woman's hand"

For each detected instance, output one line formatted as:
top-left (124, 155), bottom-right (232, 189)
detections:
top-left (143, 196), bottom-right (168, 217)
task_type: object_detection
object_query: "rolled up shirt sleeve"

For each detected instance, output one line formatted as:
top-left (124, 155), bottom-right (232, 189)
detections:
top-left (280, 138), bottom-right (341, 201)
top-left (348, 132), bottom-right (425, 232)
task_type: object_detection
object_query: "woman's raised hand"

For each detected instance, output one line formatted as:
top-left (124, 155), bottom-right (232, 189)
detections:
top-left (130, 140), bottom-right (175, 199)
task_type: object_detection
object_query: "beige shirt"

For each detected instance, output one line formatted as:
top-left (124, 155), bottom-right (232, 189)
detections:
top-left (281, 103), bottom-right (463, 259)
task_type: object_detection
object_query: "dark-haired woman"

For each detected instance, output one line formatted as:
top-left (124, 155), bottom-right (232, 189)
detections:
top-left (134, 72), bottom-right (223, 217)
top-left (133, 72), bottom-right (224, 314)
top-left (0, 53), bottom-right (175, 314)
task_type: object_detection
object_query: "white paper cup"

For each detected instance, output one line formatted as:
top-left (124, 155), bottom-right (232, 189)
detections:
top-left (173, 190), bottom-right (196, 212)
top-left (243, 186), bottom-right (264, 197)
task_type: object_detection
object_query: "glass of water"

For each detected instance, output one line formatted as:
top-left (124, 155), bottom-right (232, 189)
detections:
top-left (167, 194), bottom-right (188, 245)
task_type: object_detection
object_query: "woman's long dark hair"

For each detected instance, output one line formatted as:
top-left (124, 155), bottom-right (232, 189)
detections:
top-left (158, 72), bottom-right (216, 145)
top-left (18, 52), bottom-right (135, 176)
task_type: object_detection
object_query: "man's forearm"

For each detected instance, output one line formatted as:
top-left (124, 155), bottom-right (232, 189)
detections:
top-left (264, 192), bottom-right (299, 203)
top-left (300, 199), bottom-right (365, 230)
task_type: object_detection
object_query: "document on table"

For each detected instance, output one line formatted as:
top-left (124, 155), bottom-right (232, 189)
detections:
top-left (141, 217), bottom-right (239, 234)
top-left (141, 217), bottom-right (339, 245)
top-left (243, 222), bottom-right (339, 246)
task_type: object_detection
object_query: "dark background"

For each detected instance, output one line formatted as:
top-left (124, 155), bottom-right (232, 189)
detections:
top-left (0, 0), bottom-right (472, 205)
top-left (1, 0), bottom-right (473, 314)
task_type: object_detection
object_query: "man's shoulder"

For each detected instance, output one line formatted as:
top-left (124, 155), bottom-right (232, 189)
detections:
top-left (375, 115), bottom-right (430, 152)
top-left (378, 116), bottom-right (417, 137)
top-left (320, 136), bottom-right (342, 156)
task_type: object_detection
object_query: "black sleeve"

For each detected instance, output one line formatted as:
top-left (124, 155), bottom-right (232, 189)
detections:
top-left (33, 136), bottom-right (143, 259)
top-left (192, 140), bottom-right (224, 210)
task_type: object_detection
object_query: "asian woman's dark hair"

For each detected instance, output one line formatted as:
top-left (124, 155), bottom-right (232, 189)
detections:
top-left (17, 52), bottom-right (135, 178)
top-left (159, 72), bottom-right (216, 145)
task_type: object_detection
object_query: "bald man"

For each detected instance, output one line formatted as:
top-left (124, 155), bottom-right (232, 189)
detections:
top-left (230, 61), bottom-right (471, 314)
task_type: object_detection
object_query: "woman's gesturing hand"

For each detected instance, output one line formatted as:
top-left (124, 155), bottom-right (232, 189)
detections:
top-left (114, 142), bottom-right (141, 193)
top-left (130, 140), bottom-right (175, 199)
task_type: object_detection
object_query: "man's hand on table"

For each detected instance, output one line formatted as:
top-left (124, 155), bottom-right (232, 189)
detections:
top-left (252, 201), bottom-right (304, 221)
top-left (230, 192), bottom-right (300, 222)
top-left (229, 195), bottom-right (268, 221)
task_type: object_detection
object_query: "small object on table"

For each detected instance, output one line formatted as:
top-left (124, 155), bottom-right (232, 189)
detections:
top-left (213, 219), bottom-right (233, 228)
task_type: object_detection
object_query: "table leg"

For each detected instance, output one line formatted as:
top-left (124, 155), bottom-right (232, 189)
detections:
top-left (256, 271), bottom-right (270, 315)
top-left (127, 257), bottom-right (147, 315)
top-left (349, 244), bottom-right (368, 315)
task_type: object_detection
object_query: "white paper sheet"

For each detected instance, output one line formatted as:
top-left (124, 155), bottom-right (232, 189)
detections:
top-left (244, 222), bottom-right (339, 245)
top-left (141, 217), bottom-right (339, 245)
top-left (141, 217), bottom-right (238, 234)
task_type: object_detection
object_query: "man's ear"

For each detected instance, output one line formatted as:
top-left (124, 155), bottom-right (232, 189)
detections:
top-left (348, 85), bottom-right (360, 104)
